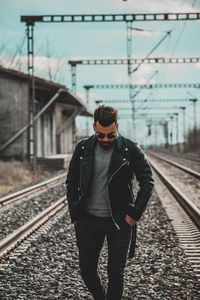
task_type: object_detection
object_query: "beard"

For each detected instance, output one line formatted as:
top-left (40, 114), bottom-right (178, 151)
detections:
top-left (97, 139), bottom-right (116, 150)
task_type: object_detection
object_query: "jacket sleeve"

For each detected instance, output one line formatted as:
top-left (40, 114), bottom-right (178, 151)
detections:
top-left (66, 143), bottom-right (81, 222)
top-left (126, 144), bottom-right (154, 221)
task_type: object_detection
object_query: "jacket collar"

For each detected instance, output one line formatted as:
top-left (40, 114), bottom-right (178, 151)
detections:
top-left (81, 134), bottom-right (128, 185)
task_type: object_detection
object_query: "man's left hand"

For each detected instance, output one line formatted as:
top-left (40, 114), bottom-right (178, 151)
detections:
top-left (125, 215), bottom-right (136, 227)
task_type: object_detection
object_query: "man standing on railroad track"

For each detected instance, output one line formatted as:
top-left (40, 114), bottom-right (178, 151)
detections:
top-left (66, 105), bottom-right (154, 300)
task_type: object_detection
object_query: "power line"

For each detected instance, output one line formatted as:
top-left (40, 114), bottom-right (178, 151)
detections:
top-left (132, 31), bottom-right (171, 73)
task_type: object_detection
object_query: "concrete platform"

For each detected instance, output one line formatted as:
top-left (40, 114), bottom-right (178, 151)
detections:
top-left (37, 154), bottom-right (72, 171)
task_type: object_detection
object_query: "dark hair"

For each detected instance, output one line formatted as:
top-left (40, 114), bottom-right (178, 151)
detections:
top-left (94, 105), bottom-right (118, 127)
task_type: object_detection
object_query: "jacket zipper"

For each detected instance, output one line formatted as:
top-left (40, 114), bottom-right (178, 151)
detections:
top-left (80, 167), bottom-right (84, 198)
top-left (126, 182), bottom-right (134, 202)
top-left (107, 161), bottom-right (129, 230)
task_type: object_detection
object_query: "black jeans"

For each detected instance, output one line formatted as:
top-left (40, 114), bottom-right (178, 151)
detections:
top-left (74, 212), bottom-right (131, 300)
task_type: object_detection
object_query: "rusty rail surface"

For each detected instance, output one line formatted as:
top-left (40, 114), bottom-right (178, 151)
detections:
top-left (0, 173), bottom-right (66, 207)
top-left (148, 152), bottom-right (200, 180)
top-left (0, 197), bottom-right (67, 260)
top-left (149, 158), bottom-right (200, 230)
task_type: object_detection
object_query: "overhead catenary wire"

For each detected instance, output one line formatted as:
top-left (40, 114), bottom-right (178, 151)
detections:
top-left (170, 0), bottom-right (197, 55)
top-left (0, 18), bottom-right (17, 31)
top-left (131, 31), bottom-right (171, 74)
top-left (157, 27), bottom-right (173, 83)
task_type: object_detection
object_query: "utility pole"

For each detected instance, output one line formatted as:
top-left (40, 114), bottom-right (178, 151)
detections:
top-left (21, 12), bottom-right (200, 170)
top-left (170, 115), bottom-right (174, 151)
top-left (70, 61), bottom-right (78, 92)
top-left (180, 106), bottom-right (186, 151)
top-left (154, 124), bottom-right (158, 149)
top-left (189, 98), bottom-right (197, 150)
top-left (26, 22), bottom-right (36, 172)
top-left (68, 57), bottom-right (200, 93)
top-left (163, 121), bottom-right (169, 148)
top-left (174, 112), bottom-right (179, 151)
top-left (126, 21), bottom-right (136, 140)
top-left (84, 85), bottom-right (93, 136)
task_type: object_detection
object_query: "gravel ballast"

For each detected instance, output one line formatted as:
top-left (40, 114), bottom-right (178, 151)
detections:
top-left (0, 191), bottom-right (199, 299)
top-left (148, 155), bottom-right (200, 210)
top-left (0, 182), bottom-right (66, 240)
top-left (151, 151), bottom-right (200, 173)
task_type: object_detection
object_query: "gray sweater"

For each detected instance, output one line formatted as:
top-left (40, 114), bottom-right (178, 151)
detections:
top-left (85, 142), bottom-right (114, 217)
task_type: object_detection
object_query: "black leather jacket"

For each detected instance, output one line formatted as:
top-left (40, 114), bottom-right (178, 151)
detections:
top-left (66, 134), bottom-right (154, 225)
top-left (66, 134), bottom-right (154, 258)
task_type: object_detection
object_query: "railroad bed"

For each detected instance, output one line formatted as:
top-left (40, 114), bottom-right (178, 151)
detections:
top-left (151, 150), bottom-right (200, 173)
top-left (147, 153), bottom-right (200, 211)
top-left (0, 173), bottom-right (67, 240)
top-left (0, 190), bottom-right (199, 299)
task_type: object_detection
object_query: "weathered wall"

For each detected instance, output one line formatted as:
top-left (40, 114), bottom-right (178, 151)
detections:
top-left (0, 72), bottom-right (79, 159)
top-left (0, 74), bottom-right (28, 158)
top-left (55, 103), bottom-right (75, 154)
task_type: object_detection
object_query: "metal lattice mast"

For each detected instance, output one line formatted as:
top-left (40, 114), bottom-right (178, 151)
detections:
top-left (26, 22), bottom-right (36, 171)
top-left (190, 98), bottom-right (198, 149)
top-left (126, 21), bottom-right (136, 139)
top-left (21, 12), bottom-right (200, 170)
top-left (21, 13), bottom-right (200, 24)
top-left (71, 62), bottom-right (77, 92)
top-left (180, 106), bottom-right (186, 150)
top-left (68, 57), bottom-right (200, 92)
top-left (95, 98), bottom-right (193, 103)
top-left (170, 115), bottom-right (174, 150)
top-left (91, 83), bottom-right (200, 89)
top-left (174, 112), bottom-right (179, 150)
top-left (68, 57), bottom-right (200, 65)
top-left (84, 85), bottom-right (93, 136)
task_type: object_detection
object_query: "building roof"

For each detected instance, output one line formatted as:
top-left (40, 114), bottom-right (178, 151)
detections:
top-left (0, 66), bottom-right (92, 117)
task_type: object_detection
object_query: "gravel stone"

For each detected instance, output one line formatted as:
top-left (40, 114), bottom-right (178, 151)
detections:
top-left (151, 150), bottom-right (200, 173)
top-left (0, 182), bottom-right (66, 240)
top-left (0, 191), bottom-right (199, 299)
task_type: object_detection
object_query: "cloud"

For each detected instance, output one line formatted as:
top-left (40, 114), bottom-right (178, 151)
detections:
top-left (0, 54), bottom-right (68, 84)
top-left (110, 29), bottom-right (163, 38)
top-left (111, 0), bottom-right (198, 13)
top-left (114, 64), bottom-right (156, 84)
top-left (68, 55), bottom-right (116, 61)
top-left (195, 62), bottom-right (200, 69)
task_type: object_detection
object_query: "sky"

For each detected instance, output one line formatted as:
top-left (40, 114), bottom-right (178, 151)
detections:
top-left (0, 0), bottom-right (200, 146)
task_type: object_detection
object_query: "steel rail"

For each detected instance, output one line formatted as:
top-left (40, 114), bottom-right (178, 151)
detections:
top-left (0, 196), bottom-right (67, 260)
top-left (0, 173), bottom-right (66, 207)
top-left (173, 154), bottom-right (200, 164)
top-left (148, 152), bottom-right (200, 180)
top-left (148, 158), bottom-right (200, 230)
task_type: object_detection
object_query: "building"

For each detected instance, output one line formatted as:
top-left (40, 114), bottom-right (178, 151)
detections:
top-left (0, 66), bottom-right (91, 167)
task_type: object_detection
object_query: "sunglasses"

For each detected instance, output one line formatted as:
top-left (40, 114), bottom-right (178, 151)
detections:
top-left (96, 132), bottom-right (116, 139)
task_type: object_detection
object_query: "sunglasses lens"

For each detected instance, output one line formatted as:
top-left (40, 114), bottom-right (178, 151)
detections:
top-left (97, 133), bottom-right (115, 139)
top-left (97, 133), bottom-right (105, 139)
top-left (107, 133), bottom-right (115, 139)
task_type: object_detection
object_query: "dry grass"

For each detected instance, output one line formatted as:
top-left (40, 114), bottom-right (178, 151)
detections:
top-left (0, 160), bottom-right (50, 195)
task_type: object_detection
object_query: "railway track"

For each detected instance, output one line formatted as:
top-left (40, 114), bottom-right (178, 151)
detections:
top-left (149, 158), bottom-right (200, 229)
top-left (148, 151), bottom-right (200, 179)
top-left (148, 157), bottom-right (200, 278)
top-left (1, 156), bottom-right (200, 281)
top-left (173, 153), bottom-right (200, 164)
top-left (0, 172), bottom-right (66, 207)
top-left (0, 172), bottom-right (68, 259)
top-left (0, 196), bottom-right (67, 260)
